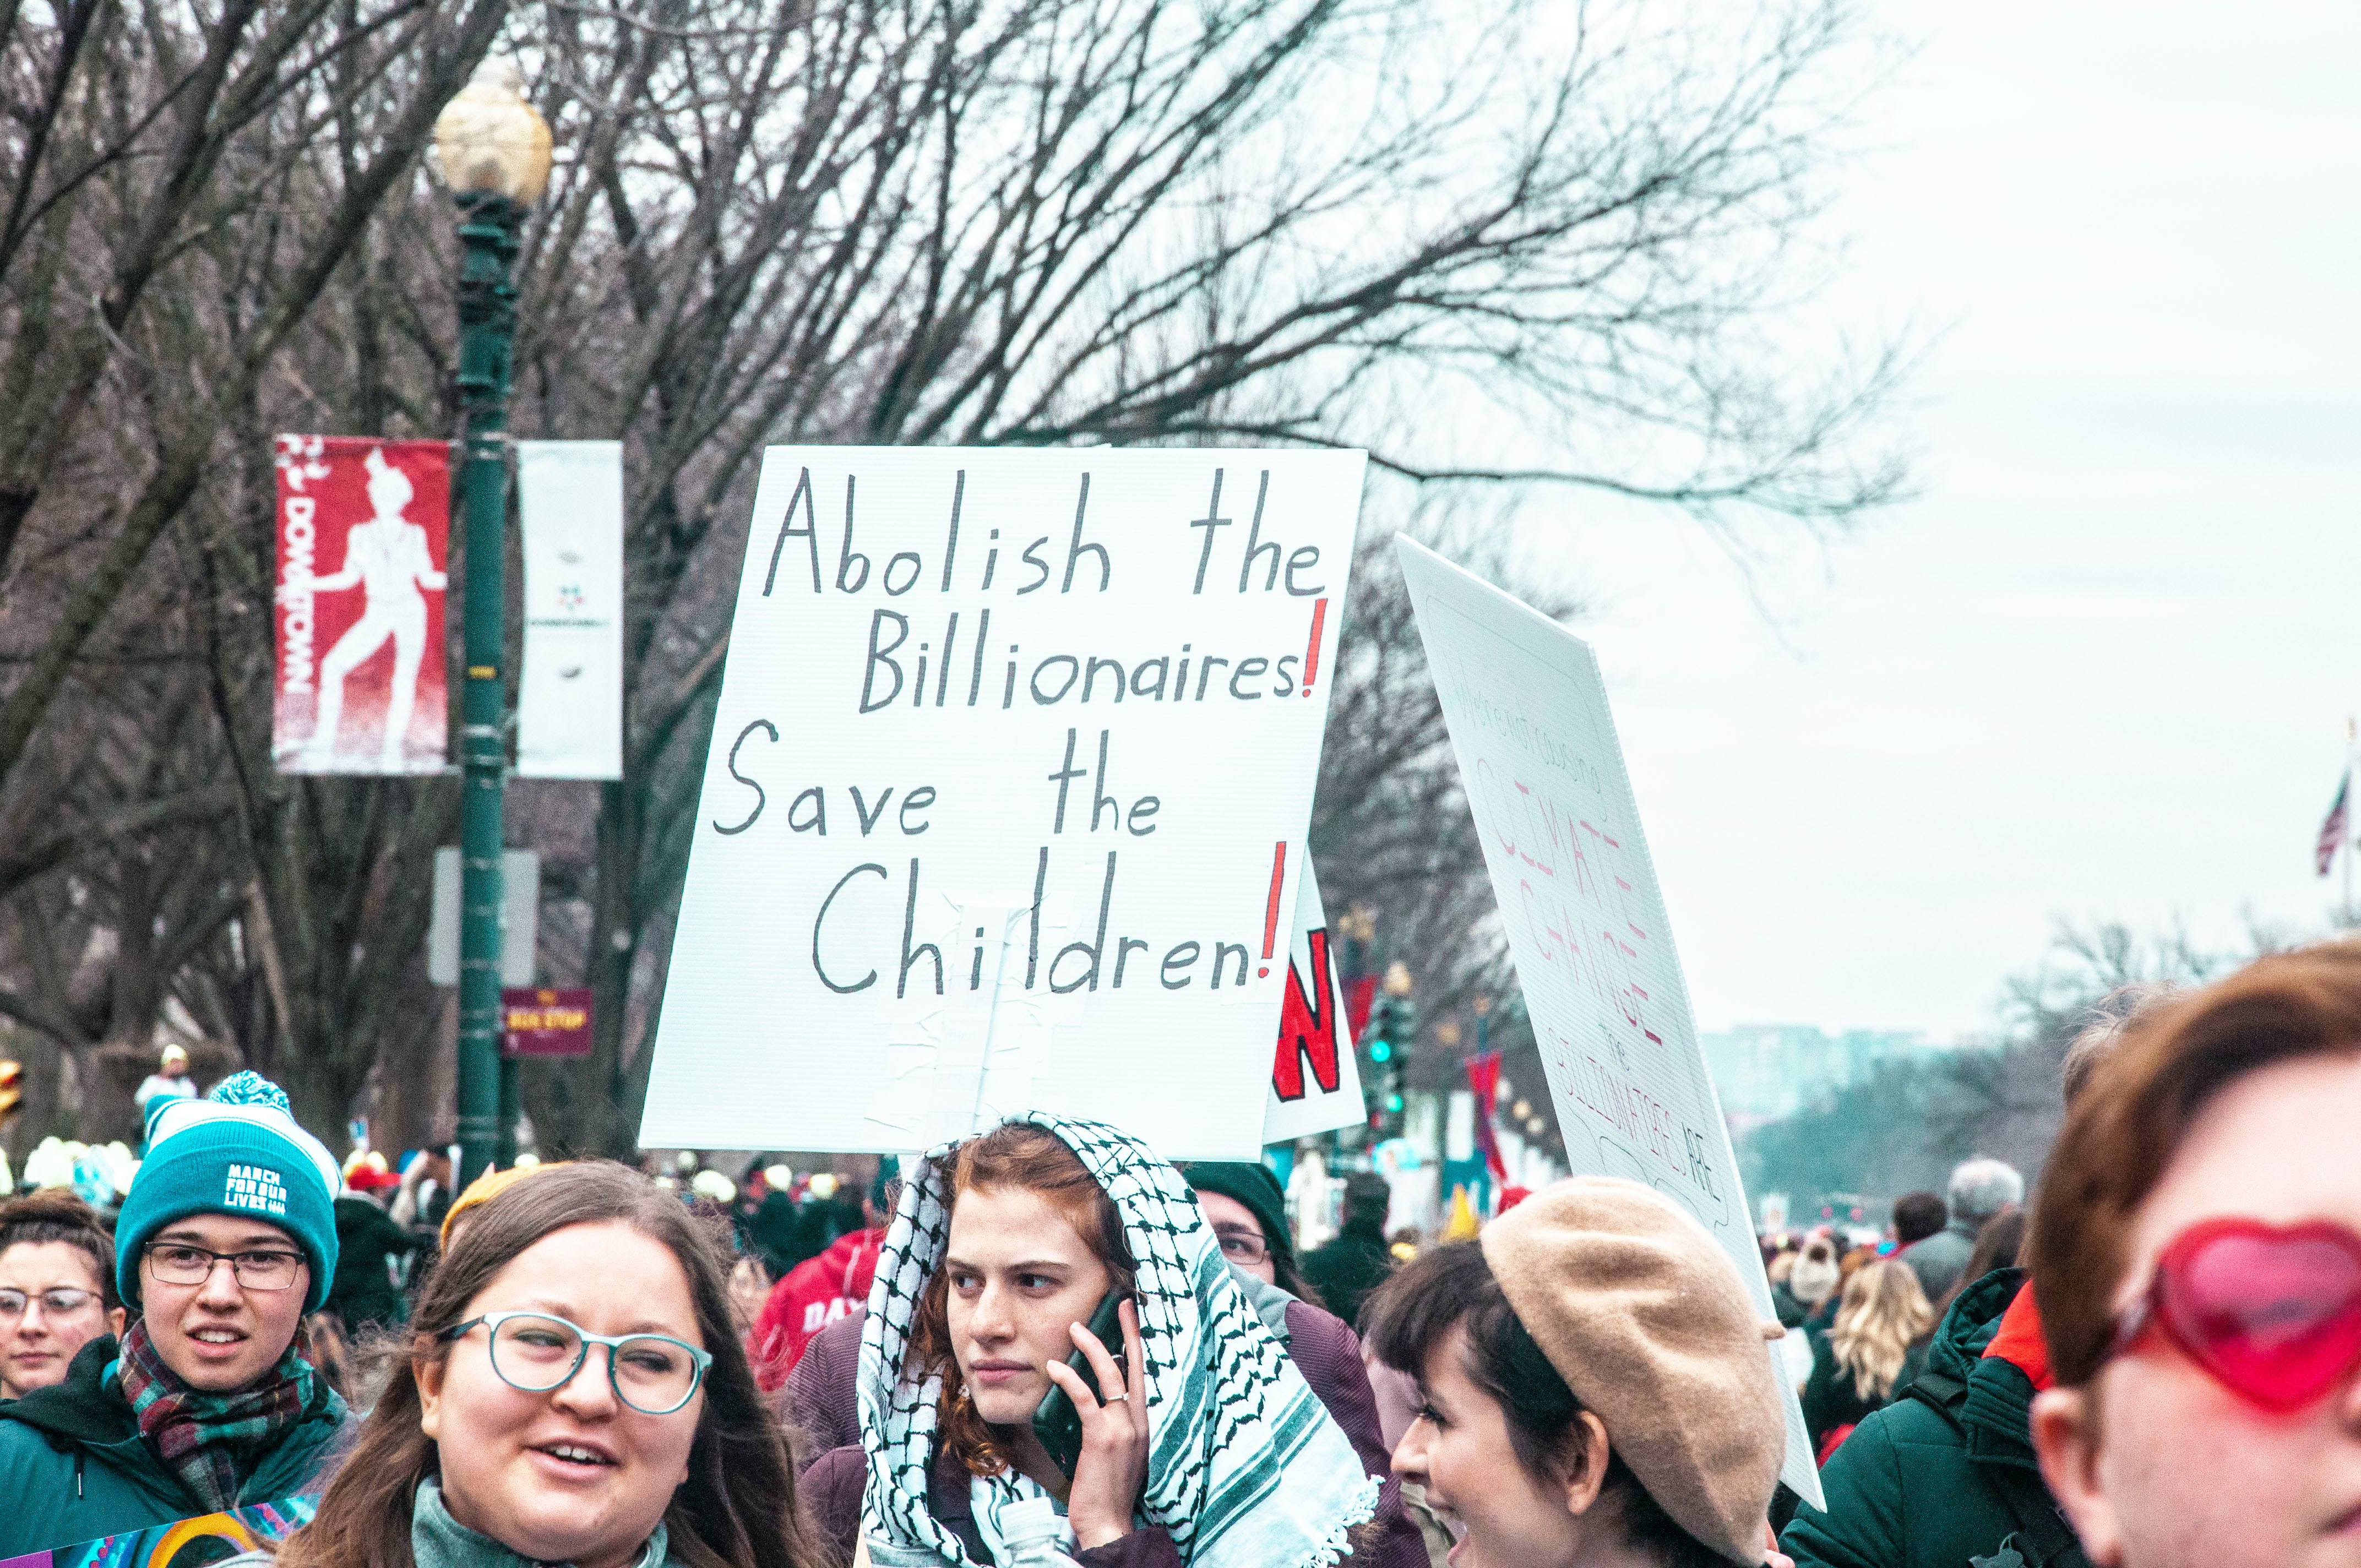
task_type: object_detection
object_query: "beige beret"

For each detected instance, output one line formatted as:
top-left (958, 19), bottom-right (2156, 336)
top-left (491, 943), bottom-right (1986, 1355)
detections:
top-left (1481, 1176), bottom-right (1785, 1566)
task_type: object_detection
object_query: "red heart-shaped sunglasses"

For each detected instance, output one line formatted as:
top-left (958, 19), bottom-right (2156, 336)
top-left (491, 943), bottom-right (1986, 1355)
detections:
top-left (2109, 1216), bottom-right (2361, 1412)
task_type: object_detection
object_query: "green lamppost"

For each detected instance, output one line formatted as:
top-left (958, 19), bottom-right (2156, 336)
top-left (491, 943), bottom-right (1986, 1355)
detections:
top-left (433, 62), bottom-right (551, 1188)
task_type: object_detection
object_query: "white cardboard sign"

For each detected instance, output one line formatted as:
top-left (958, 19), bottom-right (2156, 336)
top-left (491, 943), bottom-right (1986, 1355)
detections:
top-left (1395, 536), bottom-right (1823, 1507)
top-left (1261, 862), bottom-right (1368, 1144)
top-left (644, 448), bottom-right (1364, 1158)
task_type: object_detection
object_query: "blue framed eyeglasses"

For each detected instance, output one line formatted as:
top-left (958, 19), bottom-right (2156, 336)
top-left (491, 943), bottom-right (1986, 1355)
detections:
top-left (440, 1310), bottom-right (712, 1415)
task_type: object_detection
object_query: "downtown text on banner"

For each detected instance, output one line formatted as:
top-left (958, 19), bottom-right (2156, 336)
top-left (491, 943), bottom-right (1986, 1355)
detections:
top-left (273, 437), bottom-right (450, 775)
top-left (1394, 535), bottom-right (1824, 1509)
top-left (644, 448), bottom-right (1364, 1158)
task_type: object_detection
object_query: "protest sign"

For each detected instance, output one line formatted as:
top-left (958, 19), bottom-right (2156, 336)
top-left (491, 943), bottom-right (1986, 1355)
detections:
top-left (516, 440), bottom-right (624, 779)
top-left (644, 448), bottom-right (1364, 1157)
top-left (0, 1496), bottom-right (315, 1568)
top-left (1261, 862), bottom-right (1368, 1143)
top-left (273, 436), bottom-right (449, 775)
top-left (1395, 536), bottom-right (1823, 1507)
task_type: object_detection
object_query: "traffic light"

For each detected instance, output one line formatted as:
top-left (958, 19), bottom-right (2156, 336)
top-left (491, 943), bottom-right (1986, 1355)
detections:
top-left (1362, 962), bottom-right (1416, 1138)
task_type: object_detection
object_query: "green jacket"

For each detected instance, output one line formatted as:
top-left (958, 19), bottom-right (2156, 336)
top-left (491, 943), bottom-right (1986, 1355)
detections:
top-left (1781, 1270), bottom-right (2087, 1568)
top-left (0, 1335), bottom-right (353, 1558)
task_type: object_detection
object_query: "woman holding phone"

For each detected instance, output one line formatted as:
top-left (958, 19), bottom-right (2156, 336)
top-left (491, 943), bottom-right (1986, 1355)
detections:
top-left (804, 1116), bottom-right (1379, 1567)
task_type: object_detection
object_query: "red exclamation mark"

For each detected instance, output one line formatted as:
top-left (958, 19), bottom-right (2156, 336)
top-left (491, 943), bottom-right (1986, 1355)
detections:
top-left (1301, 597), bottom-right (1328, 698)
top-left (1258, 842), bottom-right (1286, 977)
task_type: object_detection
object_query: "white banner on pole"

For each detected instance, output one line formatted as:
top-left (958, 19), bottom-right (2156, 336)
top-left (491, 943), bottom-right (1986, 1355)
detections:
top-left (427, 847), bottom-right (541, 987)
top-left (1261, 862), bottom-right (1368, 1143)
top-left (1395, 536), bottom-right (1823, 1509)
top-left (516, 440), bottom-right (624, 780)
top-left (643, 447), bottom-right (1364, 1157)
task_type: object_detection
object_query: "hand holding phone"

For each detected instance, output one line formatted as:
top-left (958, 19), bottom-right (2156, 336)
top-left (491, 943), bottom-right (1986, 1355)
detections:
top-left (1036, 1294), bottom-right (1149, 1550)
top-left (1031, 1289), bottom-right (1128, 1477)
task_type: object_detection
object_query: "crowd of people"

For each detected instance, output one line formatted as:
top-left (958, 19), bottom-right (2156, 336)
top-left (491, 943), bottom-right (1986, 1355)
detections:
top-left (0, 941), bottom-right (2355, 1568)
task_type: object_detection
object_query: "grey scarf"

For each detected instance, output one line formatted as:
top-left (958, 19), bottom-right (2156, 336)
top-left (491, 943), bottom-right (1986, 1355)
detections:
top-left (411, 1476), bottom-right (678, 1568)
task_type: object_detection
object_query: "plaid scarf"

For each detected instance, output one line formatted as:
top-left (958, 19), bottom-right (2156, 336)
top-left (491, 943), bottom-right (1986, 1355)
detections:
top-left (858, 1113), bottom-right (1378, 1568)
top-left (116, 1318), bottom-right (320, 1512)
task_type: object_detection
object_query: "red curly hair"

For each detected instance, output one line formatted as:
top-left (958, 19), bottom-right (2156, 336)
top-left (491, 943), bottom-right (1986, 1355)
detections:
top-left (904, 1123), bottom-right (1136, 1476)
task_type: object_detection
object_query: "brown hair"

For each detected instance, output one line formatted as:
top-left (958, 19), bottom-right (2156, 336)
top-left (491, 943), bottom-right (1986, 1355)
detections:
top-left (279, 1161), bottom-right (825, 1568)
top-left (2029, 940), bottom-right (2361, 1386)
top-left (0, 1190), bottom-right (118, 1308)
top-left (903, 1123), bottom-right (1135, 1477)
top-left (2059, 981), bottom-right (2180, 1108)
top-left (1363, 1242), bottom-right (1726, 1568)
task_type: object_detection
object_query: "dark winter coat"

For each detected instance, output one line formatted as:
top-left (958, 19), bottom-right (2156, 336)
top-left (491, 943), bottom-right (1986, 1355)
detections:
top-left (792, 1286), bottom-right (1426, 1568)
top-left (808, 1442), bottom-right (1185, 1568)
top-left (327, 1195), bottom-right (417, 1332)
top-left (1799, 1327), bottom-right (1927, 1455)
top-left (0, 1336), bottom-right (354, 1558)
top-left (1781, 1270), bottom-right (2088, 1568)
top-left (1298, 1217), bottom-right (1394, 1333)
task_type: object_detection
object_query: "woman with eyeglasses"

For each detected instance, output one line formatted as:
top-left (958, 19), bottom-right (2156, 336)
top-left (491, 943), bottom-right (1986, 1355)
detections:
top-left (279, 1158), bottom-right (823, 1568)
top-left (0, 1190), bottom-right (126, 1401)
top-left (0, 1072), bottom-right (353, 1555)
top-left (2027, 940), bottom-right (2361, 1568)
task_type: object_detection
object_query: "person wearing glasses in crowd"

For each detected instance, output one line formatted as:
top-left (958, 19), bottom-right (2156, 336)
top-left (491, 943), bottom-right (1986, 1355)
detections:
top-left (0, 1072), bottom-right (352, 1555)
top-left (2027, 942), bottom-right (2361, 1568)
top-left (0, 1190), bottom-right (126, 1400)
top-left (278, 1159), bottom-right (821, 1568)
top-left (1179, 1161), bottom-right (1429, 1568)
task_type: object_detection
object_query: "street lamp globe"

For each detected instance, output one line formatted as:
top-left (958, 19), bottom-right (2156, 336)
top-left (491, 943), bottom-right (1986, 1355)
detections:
top-left (433, 59), bottom-right (552, 204)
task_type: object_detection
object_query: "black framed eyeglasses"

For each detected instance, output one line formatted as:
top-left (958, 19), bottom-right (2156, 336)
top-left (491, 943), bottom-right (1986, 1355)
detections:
top-left (441, 1311), bottom-right (712, 1415)
top-left (1214, 1227), bottom-right (1270, 1265)
top-left (143, 1243), bottom-right (306, 1292)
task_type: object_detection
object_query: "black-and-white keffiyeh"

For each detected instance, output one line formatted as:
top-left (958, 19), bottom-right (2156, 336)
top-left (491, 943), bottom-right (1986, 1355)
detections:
top-left (856, 1113), bottom-right (1379, 1568)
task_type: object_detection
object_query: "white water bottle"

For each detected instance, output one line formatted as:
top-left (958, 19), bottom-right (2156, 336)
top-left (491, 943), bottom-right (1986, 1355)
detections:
top-left (999, 1496), bottom-right (1084, 1567)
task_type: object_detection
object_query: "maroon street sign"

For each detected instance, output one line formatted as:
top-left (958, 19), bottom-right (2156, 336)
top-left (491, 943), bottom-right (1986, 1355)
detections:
top-left (501, 987), bottom-right (593, 1057)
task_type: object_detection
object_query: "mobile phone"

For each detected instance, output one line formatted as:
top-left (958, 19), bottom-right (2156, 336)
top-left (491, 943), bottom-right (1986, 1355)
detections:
top-left (1029, 1289), bottom-right (1130, 1480)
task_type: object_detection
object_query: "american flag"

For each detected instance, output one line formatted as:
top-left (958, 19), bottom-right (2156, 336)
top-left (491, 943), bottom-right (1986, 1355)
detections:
top-left (2318, 771), bottom-right (2349, 876)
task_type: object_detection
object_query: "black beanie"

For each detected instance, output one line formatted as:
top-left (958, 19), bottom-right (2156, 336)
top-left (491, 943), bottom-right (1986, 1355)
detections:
top-left (1180, 1161), bottom-right (1294, 1265)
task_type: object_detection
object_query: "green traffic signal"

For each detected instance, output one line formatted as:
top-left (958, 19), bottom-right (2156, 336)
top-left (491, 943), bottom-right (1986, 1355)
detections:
top-left (1369, 1040), bottom-right (1392, 1063)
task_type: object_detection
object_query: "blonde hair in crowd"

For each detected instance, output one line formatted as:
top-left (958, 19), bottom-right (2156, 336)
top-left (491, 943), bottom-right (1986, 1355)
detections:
top-left (1829, 1259), bottom-right (1934, 1402)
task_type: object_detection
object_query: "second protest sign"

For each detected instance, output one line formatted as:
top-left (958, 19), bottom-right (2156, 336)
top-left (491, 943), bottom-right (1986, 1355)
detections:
top-left (645, 447), bottom-right (1364, 1157)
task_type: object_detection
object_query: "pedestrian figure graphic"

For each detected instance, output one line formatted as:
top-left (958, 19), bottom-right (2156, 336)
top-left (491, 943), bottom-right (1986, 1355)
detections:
top-left (283, 448), bottom-right (446, 769)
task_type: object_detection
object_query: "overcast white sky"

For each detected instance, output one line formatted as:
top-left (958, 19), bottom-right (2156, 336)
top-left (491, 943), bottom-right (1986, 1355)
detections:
top-left (1514, 2), bottom-right (2361, 1036)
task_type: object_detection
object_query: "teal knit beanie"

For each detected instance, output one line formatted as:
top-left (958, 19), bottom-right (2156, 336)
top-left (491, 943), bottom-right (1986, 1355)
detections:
top-left (116, 1071), bottom-right (342, 1312)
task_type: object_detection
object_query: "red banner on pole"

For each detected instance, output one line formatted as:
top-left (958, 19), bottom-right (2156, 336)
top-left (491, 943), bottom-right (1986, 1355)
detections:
top-left (274, 435), bottom-right (450, 774)
top-left (501, 988), bottom-right (594, 1057)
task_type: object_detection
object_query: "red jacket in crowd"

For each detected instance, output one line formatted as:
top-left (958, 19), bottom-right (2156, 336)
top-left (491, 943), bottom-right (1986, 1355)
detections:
top-left (749, 1225), bottom-right (885, 1391)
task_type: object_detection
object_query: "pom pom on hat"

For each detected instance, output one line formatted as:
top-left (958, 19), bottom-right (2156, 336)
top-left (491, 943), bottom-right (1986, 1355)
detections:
top-left (117, 1070), bottom-right (341, 1312)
